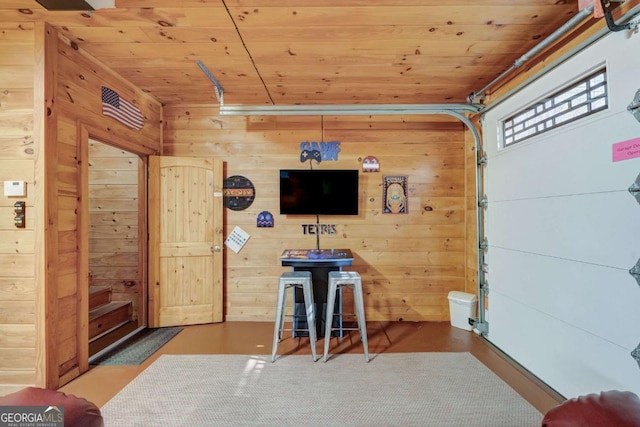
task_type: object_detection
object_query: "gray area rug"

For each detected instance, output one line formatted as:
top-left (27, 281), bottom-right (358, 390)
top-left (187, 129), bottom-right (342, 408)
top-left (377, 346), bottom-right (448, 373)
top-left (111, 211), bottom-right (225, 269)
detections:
top-left (92, 327), bottom-right (183, 366)
top-left (101, 352), bottom-right (542, 426)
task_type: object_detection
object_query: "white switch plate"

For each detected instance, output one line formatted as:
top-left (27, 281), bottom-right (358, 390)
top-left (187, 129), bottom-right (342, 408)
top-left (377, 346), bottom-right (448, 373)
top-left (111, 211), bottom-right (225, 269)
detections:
top-left (4, 181), bottom-right (26, 197)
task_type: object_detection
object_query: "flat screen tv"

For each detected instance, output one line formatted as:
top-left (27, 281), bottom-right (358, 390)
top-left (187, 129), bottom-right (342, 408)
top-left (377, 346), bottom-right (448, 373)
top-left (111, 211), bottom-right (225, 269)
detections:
top-left (280, 169), bottom-right (359, 215)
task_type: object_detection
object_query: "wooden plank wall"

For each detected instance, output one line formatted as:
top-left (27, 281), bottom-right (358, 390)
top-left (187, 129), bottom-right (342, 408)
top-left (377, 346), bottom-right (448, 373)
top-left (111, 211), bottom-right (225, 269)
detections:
top-left (0, 22), bottom-right (36, 396)
top-left (49, 26), bottom-right (161, 387)
top-left (88, 139), bottom-right (140, 321)
top-left (26, 25), bottom-right (162, 390)
top-left (0, 19), bottom-right (479, 393)
top-left (163, 107), bottom-right (471, 322)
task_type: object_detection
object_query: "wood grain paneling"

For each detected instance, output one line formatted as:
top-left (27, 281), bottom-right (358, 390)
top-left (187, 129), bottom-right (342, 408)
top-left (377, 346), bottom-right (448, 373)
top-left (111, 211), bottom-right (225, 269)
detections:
top-left (163, 106), bottom-right (470, 322)
top-left (0, 0), bottom-right (595, 106)
top-left (40, 26), bottom-right (161, 388)
top-left (88, 140), bottom-right (141, 321)
top-left (0, 22), bottom-right (162, 393)
top-left (0, 21), bottom-right (36, 392)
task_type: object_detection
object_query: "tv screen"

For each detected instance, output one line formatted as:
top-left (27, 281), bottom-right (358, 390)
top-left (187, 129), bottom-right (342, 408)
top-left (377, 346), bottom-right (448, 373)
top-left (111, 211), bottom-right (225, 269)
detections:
top-left (280, 169), bottom-right (359, 215)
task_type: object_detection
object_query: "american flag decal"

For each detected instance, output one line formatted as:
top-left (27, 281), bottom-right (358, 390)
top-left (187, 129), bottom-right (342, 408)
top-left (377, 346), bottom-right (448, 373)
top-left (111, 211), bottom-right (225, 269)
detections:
top-left (101, 86), bottom-right (144, 130)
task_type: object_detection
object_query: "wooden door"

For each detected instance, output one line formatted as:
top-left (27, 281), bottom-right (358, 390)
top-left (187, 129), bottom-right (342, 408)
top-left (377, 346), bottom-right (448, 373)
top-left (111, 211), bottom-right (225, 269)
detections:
top-left (148, 157), bottom-right (223, 327)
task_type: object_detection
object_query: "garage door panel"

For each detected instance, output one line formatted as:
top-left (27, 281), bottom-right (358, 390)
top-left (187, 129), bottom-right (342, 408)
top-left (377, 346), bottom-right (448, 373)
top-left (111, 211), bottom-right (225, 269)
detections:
top-left (481, 25), bottom-right (640, 397)
top-left (486, 115), bottom-right (640, 202)
top-left (608, 43), bottom-right (640, 111)
top-left (488, 247), bottom-right (640, 348)
top-left (489, 292), bottom-right (639, 398)
top-left (487, 192), bottom-right (639, 269)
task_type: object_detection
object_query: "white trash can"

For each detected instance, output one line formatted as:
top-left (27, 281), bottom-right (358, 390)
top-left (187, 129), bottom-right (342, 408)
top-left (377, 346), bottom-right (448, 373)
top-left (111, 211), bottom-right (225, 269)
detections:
top-left (447, 291), bottom-right (477, 331)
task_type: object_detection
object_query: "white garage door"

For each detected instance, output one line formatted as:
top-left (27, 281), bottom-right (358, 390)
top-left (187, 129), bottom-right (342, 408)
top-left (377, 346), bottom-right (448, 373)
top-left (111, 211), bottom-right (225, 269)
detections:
top-left (481, 27), bottom-right (640, 398)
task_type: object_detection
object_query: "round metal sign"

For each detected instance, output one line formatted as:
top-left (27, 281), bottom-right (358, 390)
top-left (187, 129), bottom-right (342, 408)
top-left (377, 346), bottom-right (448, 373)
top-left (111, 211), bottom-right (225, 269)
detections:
top-left (223, 175), bottom-right (255, 211)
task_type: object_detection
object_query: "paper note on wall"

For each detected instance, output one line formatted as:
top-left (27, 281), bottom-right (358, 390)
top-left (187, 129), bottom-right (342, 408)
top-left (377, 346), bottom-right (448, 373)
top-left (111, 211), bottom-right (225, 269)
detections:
top-left (612, 137), bottom-right (640, 162)
top-left (224, 226), bottom-right (250, 253)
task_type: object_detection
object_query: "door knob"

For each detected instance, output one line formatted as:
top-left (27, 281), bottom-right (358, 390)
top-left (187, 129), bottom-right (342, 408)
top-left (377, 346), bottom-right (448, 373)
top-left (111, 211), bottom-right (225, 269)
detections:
top-left (212, 246), bottom-right (221, 252)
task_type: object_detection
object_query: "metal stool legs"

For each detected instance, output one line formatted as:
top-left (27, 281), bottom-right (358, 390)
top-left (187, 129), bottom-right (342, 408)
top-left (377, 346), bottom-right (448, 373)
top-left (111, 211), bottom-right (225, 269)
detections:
top-left (323, 271), bottom-right (369, 362)
top-left (271, 271), bottom-right (318, 362)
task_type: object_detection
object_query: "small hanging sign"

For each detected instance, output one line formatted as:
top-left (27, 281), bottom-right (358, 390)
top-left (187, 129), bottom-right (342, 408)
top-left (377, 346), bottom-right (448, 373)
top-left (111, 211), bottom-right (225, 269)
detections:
top-left (383, 175), bottom-right (408, 214)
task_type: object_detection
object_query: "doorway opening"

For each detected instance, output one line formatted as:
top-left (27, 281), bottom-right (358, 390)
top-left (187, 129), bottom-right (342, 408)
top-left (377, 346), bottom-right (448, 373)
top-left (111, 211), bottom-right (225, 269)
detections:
top-left (86, 138), bottom-right (148, 359)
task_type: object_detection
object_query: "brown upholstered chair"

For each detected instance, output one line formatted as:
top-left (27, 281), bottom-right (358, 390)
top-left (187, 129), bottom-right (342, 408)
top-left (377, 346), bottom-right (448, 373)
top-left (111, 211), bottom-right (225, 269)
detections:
top-left (542, 390), bottom-right (640, 427)
top-left (0, 386), bottom-right (103, 427)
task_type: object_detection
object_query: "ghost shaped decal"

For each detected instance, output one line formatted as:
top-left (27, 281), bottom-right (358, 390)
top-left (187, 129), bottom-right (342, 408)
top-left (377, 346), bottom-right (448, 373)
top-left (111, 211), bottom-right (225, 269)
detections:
top-left (362, 155), bottom-right (380, 172)
top-left (256, 210), bottom-right (274, 227)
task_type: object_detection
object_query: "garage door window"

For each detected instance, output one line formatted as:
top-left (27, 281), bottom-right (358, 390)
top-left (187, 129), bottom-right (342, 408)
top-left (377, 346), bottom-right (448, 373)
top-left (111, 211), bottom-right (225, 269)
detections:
top-left (502, 68), bottom-right (608, 147)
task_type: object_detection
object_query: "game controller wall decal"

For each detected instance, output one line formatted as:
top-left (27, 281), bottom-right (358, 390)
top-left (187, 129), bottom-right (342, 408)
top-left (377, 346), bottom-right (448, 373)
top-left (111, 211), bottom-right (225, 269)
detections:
top-left (300, 148), bottom-right (321, 163)
top-left (299, 141), bottom-right (341, 162)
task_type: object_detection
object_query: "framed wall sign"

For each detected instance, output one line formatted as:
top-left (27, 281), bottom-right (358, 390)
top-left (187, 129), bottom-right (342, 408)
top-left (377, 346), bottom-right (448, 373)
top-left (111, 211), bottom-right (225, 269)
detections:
top-left (223, 175), bottom-right (255, 211)
top-left (383, 175), bottom-right (408, 214)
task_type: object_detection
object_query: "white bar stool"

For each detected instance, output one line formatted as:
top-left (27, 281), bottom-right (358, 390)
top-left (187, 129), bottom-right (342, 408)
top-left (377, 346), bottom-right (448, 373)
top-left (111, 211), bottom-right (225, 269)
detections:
top-left (271, 270), bottom-right (318, 362)
top-left (323, 271), bottom-right (369, 362)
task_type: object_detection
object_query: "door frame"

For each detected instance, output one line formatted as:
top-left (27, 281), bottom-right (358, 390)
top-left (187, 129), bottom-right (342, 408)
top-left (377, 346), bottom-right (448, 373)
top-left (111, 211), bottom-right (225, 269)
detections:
top-left (76, 123), bottom-right (155, 370)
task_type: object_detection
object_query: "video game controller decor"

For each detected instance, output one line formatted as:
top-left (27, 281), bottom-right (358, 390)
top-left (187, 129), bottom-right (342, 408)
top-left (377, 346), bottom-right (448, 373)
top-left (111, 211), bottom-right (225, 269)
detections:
top-left (256, 211), bottom-right (274, 228)
top-left (223, 175), bottom-right (255, 211)
top-left (299, 141), bottom-right (341, 162)
top-left (300, 149), bottom-right (321, 163)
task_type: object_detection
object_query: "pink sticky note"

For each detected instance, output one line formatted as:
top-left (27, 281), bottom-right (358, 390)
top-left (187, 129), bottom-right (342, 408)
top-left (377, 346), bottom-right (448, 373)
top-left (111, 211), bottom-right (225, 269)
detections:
top-left (612, 137), bottom-right (640, 162)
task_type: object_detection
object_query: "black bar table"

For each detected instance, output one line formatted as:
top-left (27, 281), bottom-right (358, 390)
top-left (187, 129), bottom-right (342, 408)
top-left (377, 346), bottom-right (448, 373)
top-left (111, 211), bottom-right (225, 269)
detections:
top-left (280, 249), bottom-right (354, 338)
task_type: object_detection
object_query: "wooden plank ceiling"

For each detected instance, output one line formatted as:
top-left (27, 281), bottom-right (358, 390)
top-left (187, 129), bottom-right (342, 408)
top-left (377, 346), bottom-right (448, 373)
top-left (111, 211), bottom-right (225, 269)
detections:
top-left (3, 0), bottom-right (590, 106)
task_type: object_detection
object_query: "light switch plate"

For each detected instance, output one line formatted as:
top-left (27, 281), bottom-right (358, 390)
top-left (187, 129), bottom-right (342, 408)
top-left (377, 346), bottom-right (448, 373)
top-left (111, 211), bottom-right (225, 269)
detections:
top-left (4, 181), bottom-right (26, 197)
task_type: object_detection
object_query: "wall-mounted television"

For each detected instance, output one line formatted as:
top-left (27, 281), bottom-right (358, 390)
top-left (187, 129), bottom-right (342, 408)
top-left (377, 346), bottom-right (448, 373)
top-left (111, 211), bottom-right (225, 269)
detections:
top-left (279, 169), bottom-right (359, 215)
